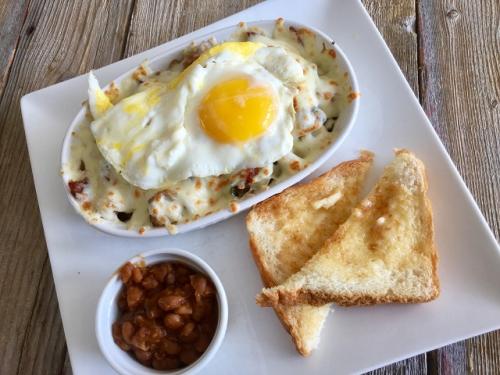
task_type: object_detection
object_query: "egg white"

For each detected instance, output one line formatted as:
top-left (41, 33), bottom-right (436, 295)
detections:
top-left (89, 47), bottom-right (296, 190)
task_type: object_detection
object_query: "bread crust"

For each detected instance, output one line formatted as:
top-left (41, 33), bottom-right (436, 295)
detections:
top-left (273, 305), bottom-right (322, 356)
top-left (257, 286), bottom-right (440, 307)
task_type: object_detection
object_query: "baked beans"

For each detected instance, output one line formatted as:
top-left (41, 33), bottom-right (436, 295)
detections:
top-left (112, 261), bottom-right (218, 370)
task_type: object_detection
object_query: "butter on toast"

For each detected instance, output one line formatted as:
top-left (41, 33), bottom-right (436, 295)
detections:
top-left (257, 149), bottom-right (439, 308)
top-left (246, 151), bottom-right (374, 355)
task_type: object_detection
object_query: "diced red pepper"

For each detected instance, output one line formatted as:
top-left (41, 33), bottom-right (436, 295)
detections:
top-left (68, 178), bottom-right (88, 198)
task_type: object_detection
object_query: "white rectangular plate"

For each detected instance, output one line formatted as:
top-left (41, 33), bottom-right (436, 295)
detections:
top-left (21, 0), bottom-right (500, 374)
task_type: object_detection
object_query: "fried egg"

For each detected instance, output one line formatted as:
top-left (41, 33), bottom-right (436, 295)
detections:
top-left (89, 42), bottom-right (298, 190)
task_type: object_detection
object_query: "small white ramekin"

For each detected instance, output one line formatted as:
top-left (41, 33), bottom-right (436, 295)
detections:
top-left (96, 248), bottom-right (228, 375)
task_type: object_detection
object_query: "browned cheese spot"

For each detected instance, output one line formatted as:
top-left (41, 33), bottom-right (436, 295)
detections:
top-left (290, 160), bottom-right (301, 171)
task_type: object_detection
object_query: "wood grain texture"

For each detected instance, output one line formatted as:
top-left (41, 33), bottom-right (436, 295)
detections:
top-left (0, 0), bottom-right (29, 97)
top-left (417, 0), bottom-right (500, 373)
top-left (16, 259), bottom-right (68, 375)
top-left (0, 1), bottom-right (134, 374)
top-left (467, 332), bottom-right (500, 373)
top-left (124, 0), bottom-right (262, 57)
top-left (371, 356), bottom-right (428, 375)
top-left (417, 0), bottom-right (500, 240)
top-left (0, 0), bottom-right (498, 374)
top-left (363, 0), bottom-right (419, 95)
top-left (427, 343), bottom-right (467, 375)
top-left (62, 352), bottom-right (73, 375)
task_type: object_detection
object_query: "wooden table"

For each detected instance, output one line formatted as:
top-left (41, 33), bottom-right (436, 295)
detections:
top-left (1, 0), bottom-right (498, 373)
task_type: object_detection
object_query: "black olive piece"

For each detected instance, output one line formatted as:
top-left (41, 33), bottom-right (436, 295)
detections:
top-left (230, 184), bottom-right (250, 198)
top-left (267, 178), bottom-right (275, 186)
top-left (79, 160), bottom-right (86, 171)
top-left (324, 117), bottom-right (338, 132)
top-left (115, 211), bottom-right (134, 222)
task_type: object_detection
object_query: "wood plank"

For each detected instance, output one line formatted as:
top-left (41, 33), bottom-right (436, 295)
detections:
top-left (417, 0), bottom-right (500, 373)
top-left (62, 350), bottom-right (73, 375)
top-left (0, 0), bottom-right (29, 97)
top-left (124, 0), bottom-right (262, 57)
top-left (0, 1), bottom-right (134, 374)
top-left (467, 332), bottom-right (500, 373)
top-left (16, 259), bottom-right (68, 375)
top-left (362, 1), bottom-right (429, 373)
top-left (371, 356), bottom-right (428, 375)
top-left (363, 0), bottom-right (419, 96)
top-left (417, 0), bottom-right (500, 239)
top-left (427, 343), bottom-right (467, 375)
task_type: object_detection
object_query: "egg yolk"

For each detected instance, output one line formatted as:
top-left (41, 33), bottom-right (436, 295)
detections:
top-left (198, 77), bottom-right (277, 143)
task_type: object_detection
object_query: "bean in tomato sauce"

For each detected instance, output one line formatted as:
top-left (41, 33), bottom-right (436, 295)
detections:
top-left (112, 261), bottom-right (218, 370)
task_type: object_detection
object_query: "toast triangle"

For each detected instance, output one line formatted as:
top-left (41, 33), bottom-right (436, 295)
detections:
top-left (257, 149), bottom-right (440, 307)
top-left (247, 151), bottom-right (374, 355)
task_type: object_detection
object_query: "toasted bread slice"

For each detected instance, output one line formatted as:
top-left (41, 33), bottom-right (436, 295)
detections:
top-left (247, 151), bottom-right (374, 355)
top-left (257, 149), bottom-right (439, 308)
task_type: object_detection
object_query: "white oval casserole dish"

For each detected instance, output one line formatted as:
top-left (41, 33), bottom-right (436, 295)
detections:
top-left (61, 19), bottom-right (360, 237)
